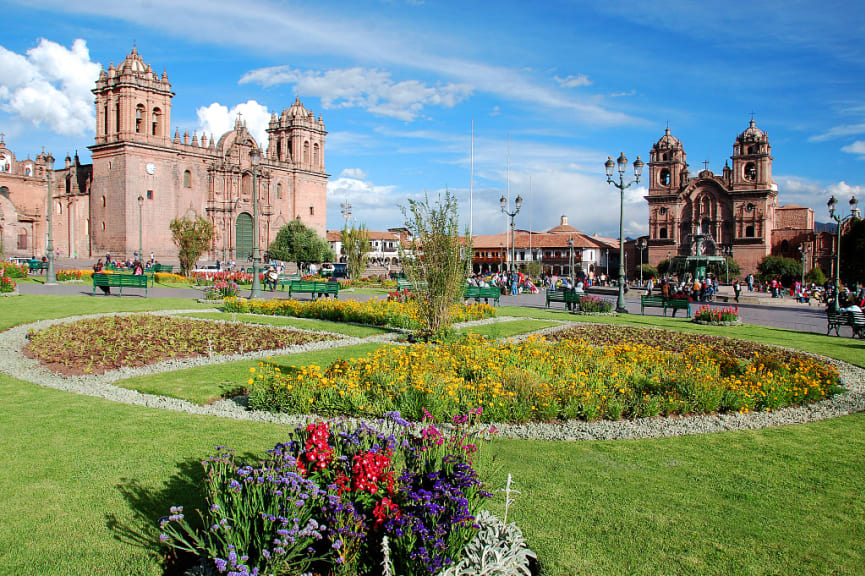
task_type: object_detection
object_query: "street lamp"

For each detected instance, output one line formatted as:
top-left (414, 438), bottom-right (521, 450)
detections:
top-left (137, 194), bottom-right (144, 262)
top-left (500, 194), bottom-right (523, 272)
top-left (249, 147), bottom-right (263, 299)
top-left (827, 194), bottom-right (860, 308)
top-left (636, 237), bottom-right (647, 286)
top-left (798, 243), bottom-right (810, 290)
top-left (567, 237), bottom-right (574, 288)
top-left (605, 152), bottom-right (643, 313)
top-left (45, 153), bottom-right (57, 285)
top-left (721, 244), bottom-right (733, 284)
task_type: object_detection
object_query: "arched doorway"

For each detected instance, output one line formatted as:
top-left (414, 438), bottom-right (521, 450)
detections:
top-left (236, 213), bottom-right (253, 261)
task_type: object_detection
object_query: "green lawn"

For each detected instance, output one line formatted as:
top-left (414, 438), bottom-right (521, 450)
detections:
top-left (500, 305), bottom-right (865, 367)
top-left (115, 342), bottom-right (386, 404)
top-left (3, 295), bottom-right (865, 575)
top-left (458, 319), bottom-right (558, 338)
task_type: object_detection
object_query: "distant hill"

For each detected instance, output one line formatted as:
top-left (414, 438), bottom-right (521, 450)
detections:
top-left (815, 221), bottom-right (837, 234)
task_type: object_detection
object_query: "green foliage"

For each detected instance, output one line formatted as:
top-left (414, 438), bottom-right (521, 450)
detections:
top-left (840, 217), bottom-right (865, 285)
top-left (524, 260), bottom-right (543, 280)
top-left (169, 215), bottom-right (215, 276)
top-left (806, 266), bottom-right (827, 285)
top-left (268, 219), bottom-right (333, 268)
top-left (656, 258), bottom-right (670, 275)
top-left (341, 224), bottom-right (371, 281)
top-left (636, 264), bottom-right (658, 280)
top-left (439, 510), bottom-right (536, 576)
top-left (757, 255), bottom-right (802, 285)
top-left (398, 190), bottom-right (472, 338)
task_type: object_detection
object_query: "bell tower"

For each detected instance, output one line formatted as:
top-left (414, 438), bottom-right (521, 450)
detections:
top-left (731, 119), bottom-right (774, 190)
top-left (648, 127), bottom-right (688, 195)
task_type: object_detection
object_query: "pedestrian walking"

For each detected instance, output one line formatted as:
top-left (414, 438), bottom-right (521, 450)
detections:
top-left (734, 279), bottom-right (741, 303)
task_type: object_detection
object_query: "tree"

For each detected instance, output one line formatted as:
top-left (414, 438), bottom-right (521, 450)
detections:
top-left (840, 218), bottom-right (865, 286)
top-left (806, 266), bottom-right (827, 285)
top-left (657, 259), bottom-right (671, 276)
top-left (637, 264), bottom-right (658, 280)
top-left (341, 224), bottom-right (371, 281)
top-left (399, 190), bottom-right (471, 339)
top-left (170, 215), bottom-right (215, 276)
top-left (757, 255), bottom-right (801, 286)
top-left (268, 219), bottom-right (333, 270)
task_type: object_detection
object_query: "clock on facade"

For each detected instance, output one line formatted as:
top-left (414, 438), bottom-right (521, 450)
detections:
top-left (145, 162), bottom-right (156, 175)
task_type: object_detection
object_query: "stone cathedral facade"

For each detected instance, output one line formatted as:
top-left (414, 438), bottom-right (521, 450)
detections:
top-left (0, 46), bottom-right (329, 262)
top-left (645, 120), bottom-right (814, 277)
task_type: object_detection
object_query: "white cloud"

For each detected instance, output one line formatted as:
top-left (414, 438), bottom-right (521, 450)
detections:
top-left (826, 180), bottom-right (865, 198)
top-left (0, 38), bottom-right (101, 135)
top-left (196, 100), bottom-right (270, 149)
top-left (810, 124), bottom-right (865, 142)
top-left (340, 168), bottom-right (367, 179)
top-left (610, 89), bottom-right (637, 98)
top-left (554, 74), bottom-right (591, 88)
top-left (841, 140), bottom-right (865, 157)
top-left (327, 174), bottom-right (408, 229)
top-left (241, 66), bottom-right (472, 122)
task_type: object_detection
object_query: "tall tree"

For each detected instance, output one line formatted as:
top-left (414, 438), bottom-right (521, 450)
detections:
top-left (840, 218), bottom-right (865, 285)
top-left (399, 190), bottom-right (471, 338)
top-left (268, 219), bottom-right (333, 270)
top-left (169, 215), bottom-right (215, 276)
top-left (341, 224), bottom-right (371, 281)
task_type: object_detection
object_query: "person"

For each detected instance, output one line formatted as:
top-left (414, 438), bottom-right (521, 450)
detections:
top-left (646, 277), bottom-right (654, 296)
top-left (266, 266), bottom-right (279, 291)
top-left (733, 279), bottom-right (741, 303)
top-left (132, 260), bottom-right (144, 275)
top-left (93, 258), bottom-right (110, 295)
top-left (746, 273), bottom-right (754, 292)
top-left (105, 252), bottom-right (112, 265)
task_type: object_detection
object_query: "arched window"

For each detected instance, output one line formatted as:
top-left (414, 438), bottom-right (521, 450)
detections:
top-left (135, 104), bottom-right (145, 133)
top-left (103, 105), bottom-right (109, 136)
top-left (745, 225), bottom-right (755, 238)
top-left (101, 196), bottom-right (106, 208)
top-left (303, 141), bottom-right (310, 164)
top-left (65, 175), bottom-right (72, 195)
top-left (313, 143), bottom-right (320, 168)
top-left (17, 229), bottom-right (28, 250)
top-left (309, 205), bottom-right (314, 216)
top-left (659, 227), bottom-right (668, 239)
top-left (0, 186), bottom-right (8, 199)
top-left (101, 221), bottom-right (106, 231)
top-left (276, 183), bottom-right (282, 199)
top-left (183, 170), bottom-right (192, 188)
top-left (744, 162), bottom-right (757, 182)
top-left (56, 201), bottom-right (62, 215)
top-left (115, 104), bottom-right (120, 134)
top-left (660, 168), bottom-right (670, 186)
top-left (152, 108), bottom-right (161, 136)
top-left (276, 139), bottom-right (282, 160)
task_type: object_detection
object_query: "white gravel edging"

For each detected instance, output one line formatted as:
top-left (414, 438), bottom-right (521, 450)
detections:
top-left (0, 311), bottom-right (862, 439)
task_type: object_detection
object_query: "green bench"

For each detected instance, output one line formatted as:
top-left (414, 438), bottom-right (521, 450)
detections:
top-left (28, 260), bottom-right (48, 274)
top-left (151, 264), bottom-right (174, 274)
top-left (396, 279), bottom-right (427, 291)
top-left (641, 295), bottom-right (690, 317)
top-left (117, 270), bottom-right (156, 287)
top-left (92, 272), bottom-right (148, 296)
top-left (827, 310), bottom-right (865, 338)
top-left (545, 288), bottom-right (582, 310)
top-left (463, 285), bottom-right (501, 305)
top-left (278, 274), bottom-right (302, 291)
top-left (288, 280), bottom-right (339, 300)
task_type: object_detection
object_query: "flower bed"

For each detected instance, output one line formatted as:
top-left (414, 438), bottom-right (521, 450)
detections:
top-left (693, 304), bottom-right (740, 325)
top-left (249, 330), bottom-right (840, 422)
top-left (223, 297), bottom-right (496, 330)
top-left (158, 413), bottom-right (520, 576)
top-left (204, 280), bottom-right (240, 300)
top-left (56, 269), bottom-right (92, 281)
top-left (0, 275), bottom-right (16, 293)
top-left (577, 295), bottom-right (614, 313)
top-left (25, 314), bottom-right (335, 374)
top-left (0, 261), bottom-right (28, 278)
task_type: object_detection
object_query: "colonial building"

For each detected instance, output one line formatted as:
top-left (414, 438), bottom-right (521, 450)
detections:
top-left (645, 120), bottom-right (815, 277)
top-left (1, 46), bottom-right (329, 262)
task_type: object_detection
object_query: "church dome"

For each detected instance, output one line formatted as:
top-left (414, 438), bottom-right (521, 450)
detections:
top-left (116, 46), bottom-right (150, 75)
top-left (653, 127), bottom-right (682, 150)
top-left (737, 119), bottom-right (767, 142)
top-left (286, 98), bottom-right (309, 119)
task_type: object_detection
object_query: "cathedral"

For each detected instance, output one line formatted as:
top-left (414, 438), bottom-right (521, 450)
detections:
top-left (645, 120), bottom-right (815, 277)
top-left (0, 46), bottom-right (328, 262)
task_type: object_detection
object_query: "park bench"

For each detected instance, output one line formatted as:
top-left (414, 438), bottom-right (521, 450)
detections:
top-left (92, 272), bottom-right (148, 296)
top-left (288, 280), bottom-right (340, 300)
top-left (396, 279), bottom-right (427, 291)
top-left (641, 295), bottom-right (691, 317)
top-left (545, 288), bottom-right (582, 310)
top-left (115, 269), bottom-right (156, 287)
top-left (28, 261), bottom-right (48, 274)
top-left (826, 310), bottom-right (865, 338)
top-left (151, 264), bottom-right (174, 274)
top-left (463, 285), bottom-right (501, 305)
top-left (277, 274), bottom-right (302, 291)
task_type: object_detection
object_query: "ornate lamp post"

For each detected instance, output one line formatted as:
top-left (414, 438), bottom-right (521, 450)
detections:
top-left (500, 194), bottom-right (523, 272)
top-left (137, 194), bottom-right (144, 262)
top-left (798, 243), bottom-right (810, 289)
top-left (567, 237), bottom-right (574, 287)
top-left (605, 152), bottom-right (643, 313)
top-left (249, 147), bottom-right (263, 299)
top-left (45, 153), bottom-right (57, 285)
top-left (636, 237), bottom-right (647, 286)
top-left (827, 194), bottom-right (860, 308)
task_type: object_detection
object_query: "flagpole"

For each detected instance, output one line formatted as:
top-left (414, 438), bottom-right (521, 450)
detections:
top-left (470, 119), bottom-right (474, 238)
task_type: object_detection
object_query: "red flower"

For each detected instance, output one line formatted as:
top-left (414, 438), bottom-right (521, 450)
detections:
top-left (372, 496), bottom-right (400, 528)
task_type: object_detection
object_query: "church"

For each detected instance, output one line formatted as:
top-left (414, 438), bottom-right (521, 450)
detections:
top-left (0, 47), bottom-right (329, 262)
top-left (645, 120), bottom-right (815, 277)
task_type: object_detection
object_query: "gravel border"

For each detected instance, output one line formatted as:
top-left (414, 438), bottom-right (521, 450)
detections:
top-left (0, 311), bottom-right (862, 440)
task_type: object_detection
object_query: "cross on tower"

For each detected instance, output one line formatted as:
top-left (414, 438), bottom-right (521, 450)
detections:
top-left (703, 159), bottom-right (710, 172)
top-left (750, 111), bottom-right (756, 122)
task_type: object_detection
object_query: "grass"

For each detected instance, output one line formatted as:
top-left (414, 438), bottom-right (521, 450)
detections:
top-left (3, 295), bottom-right (865, 575)
top-left (175, 311), bottom-right (391, 338)
top-left (458, 319), bottom-right (558, 338)
top-left (115, 343), bottom-right (385, 404)
top-left (2, 373), bottom-right (864, 576)
top-left (499, 305), bottom-right (865, 367)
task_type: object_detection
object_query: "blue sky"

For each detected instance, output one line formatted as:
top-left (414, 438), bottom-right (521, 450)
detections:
top-left (1, 0), bottom-right (864, 238)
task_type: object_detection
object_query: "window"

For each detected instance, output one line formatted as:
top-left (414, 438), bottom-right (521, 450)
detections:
top-left (0, 186), bottom-right (8, 198)
top-left (135, 104), bottom-right (144, 133)
top-left (115, 104), bottom-right (120, 134)
top-left (276, 183), bottom-right (282, 199)
top-left (18, 230), bottom-right (28, 250)
top-left (660, 168), bottom-right (670, 186)
top-left (56, 201), bottom-right (62, 215)
top-left (309, 205), bottom-right (315, 216)
top-left (183, 170), bottom-right (192, 188)
top-left (84, 219), bottom-right (89, 235)
top-left (313, 143), bottom-right (320, 168)
top-left (303, 141), bottom-right (310, 164)
top-left (659, 227), bottom-right (668, 239)
top-left (152, 108), bottom-right (161, 136)
top-left (146, 190), bottom-right (153, 200)
top-left (102, 196), bottom-right (106, 208)
top-left (103, 105), bottom-right (109, 136)
top-left (24, 165), bottom-right (31, 176)
top-left (101, 221), bottom-right (106, 231)
top-left (744, 162), bottom-right (757, 182)
top-left (745, 225), bottom-right (755, 238)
